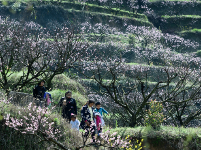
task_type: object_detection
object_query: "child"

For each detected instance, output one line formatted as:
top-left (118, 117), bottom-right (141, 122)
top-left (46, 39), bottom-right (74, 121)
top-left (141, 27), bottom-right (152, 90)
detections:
top-left (70, 114), bottom-right (80, 132)
top-left (94, 112), bottom-right (102, 136)
top-left (94, 102), bottom-right (109, 136)
top-left (44, 92), bottom-right (52, 108)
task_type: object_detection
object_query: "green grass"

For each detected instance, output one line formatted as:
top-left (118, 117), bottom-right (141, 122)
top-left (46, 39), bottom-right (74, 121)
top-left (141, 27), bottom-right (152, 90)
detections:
top-left (51, 74), bottom-right (86, 94)
top-left (104, 125), bottom-right (201, 140)
top-left (82, 76), bottom-right (195, 88)
top-left (126, 62), bottom-right (165, 68)
top-left (60, 1), bottom-right (148, 20)
top-left (0, 0), bottom-right (148, 20)
top-left (65, 8), bottom-right (153, 26)
top-left (49, 89), bottom-right (88, 108)
top-left (162, 15), bottom-right (201, 19)
top-left (81, 33), bottom-right (130, 44)
top-left (180, 28), bottom-right (201, 33)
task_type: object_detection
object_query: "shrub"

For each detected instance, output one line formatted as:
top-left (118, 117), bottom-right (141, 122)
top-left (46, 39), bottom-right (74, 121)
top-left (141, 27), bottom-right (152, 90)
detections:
top-left (0, 100), bottom-right (82, 150)
top-left (144, 100), bottom-right (165, 130)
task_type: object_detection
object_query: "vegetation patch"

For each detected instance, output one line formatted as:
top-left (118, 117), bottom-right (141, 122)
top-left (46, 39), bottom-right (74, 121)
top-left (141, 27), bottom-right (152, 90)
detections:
top-left (161, 15), bottom-right (201, 19)
top-left (105, 126), bottom-right (201, 149)
top-left (0, 101), bottom-right (82, 149)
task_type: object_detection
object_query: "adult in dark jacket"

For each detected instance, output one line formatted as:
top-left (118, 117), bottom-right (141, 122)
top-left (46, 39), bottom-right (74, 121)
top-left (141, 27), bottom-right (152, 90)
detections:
top-left (80, 100), bottom-right (96, 143)
top-left (33, 80), bottom-right (46, 107)
top-left (59, 91), bottom-right (77, 123)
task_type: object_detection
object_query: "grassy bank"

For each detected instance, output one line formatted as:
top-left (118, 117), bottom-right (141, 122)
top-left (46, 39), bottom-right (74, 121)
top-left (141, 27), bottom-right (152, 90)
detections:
top-left (103, 125), bottom-right (201, 150)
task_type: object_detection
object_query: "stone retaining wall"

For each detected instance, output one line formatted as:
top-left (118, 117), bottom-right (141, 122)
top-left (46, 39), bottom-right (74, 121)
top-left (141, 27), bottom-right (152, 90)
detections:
top-left (8, 91), bottom-right (33, 106)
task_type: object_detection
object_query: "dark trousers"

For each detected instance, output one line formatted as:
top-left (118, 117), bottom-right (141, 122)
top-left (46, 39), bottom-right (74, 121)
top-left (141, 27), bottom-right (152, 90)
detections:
top-left (62, 114), bottom-right (71, 122)
top-left (97, 127), bottom-right (102, 136)
top-left (84, 122), bottom-right (96, 143)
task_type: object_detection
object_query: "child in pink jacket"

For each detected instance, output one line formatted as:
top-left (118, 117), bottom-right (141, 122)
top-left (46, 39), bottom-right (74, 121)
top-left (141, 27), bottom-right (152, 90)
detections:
top-left (94, 112), bottom-right (102, 137)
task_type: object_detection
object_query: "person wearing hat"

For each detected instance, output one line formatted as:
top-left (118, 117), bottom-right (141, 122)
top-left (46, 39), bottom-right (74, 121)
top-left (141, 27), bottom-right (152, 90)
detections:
top-left (33, 80), bottom-right (46, 107)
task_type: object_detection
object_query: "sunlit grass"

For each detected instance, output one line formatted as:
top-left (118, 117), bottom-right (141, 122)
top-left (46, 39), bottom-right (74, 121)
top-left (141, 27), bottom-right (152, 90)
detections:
top-left (105, 125), bottom-right (201, 139)
top-left (65, 8), bottom-right (152, 26)
top-left (49, 89), bottom-right (88, 111)
top-left (180, 28), bottom-right (201, 33)
top-left (0, 0), bottom-right (148, 20)
top-left (162, 15), bottom-right (201, 19)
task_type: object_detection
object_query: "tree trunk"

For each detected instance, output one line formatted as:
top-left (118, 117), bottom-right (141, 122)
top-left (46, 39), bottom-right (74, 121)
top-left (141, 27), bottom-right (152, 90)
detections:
top-left (129, 115), bottom-right (137, 127)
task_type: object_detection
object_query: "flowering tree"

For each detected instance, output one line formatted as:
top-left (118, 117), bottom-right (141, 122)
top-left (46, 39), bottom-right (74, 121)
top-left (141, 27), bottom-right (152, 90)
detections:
top-left (0, 18), bottom-right (88, 94)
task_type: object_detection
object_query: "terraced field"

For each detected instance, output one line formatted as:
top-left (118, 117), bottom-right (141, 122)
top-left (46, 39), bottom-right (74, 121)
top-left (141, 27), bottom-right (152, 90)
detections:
top-left (0, 0), bottom-right (200, 86)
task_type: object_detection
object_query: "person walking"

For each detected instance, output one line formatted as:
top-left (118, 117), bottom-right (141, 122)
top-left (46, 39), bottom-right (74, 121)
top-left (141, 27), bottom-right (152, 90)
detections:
top-left (94, 102), bottom-right (109, 137)
top-left (33, 80), bottom-right (46, 108)
top-left (70, 114), bottom-right (80, 132)
top-left (59, 91), bottom-right (77, 123)
top-left (94, 112), bottom-right (102, 137)
top-left (94, 102), bottom-right (109, 126)
top-left (80, 100), bottom-right (96, 143)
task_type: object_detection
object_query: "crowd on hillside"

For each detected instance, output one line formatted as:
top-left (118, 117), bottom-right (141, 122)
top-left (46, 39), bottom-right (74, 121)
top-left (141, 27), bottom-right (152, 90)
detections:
top-left (33, 80), bottom-right (109, 142)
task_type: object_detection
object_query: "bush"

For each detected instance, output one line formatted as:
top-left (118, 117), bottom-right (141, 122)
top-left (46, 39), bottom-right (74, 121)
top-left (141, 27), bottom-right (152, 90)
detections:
top-left (0, 100), bottom-right (82, 150)
top-left (144, 100), bottom-right (165, 130)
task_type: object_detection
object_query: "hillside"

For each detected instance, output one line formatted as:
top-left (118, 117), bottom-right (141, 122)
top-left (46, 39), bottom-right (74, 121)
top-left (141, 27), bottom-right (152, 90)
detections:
top-left (0, 0), bottom-right (201, 127)
top-left (1, 1), bottom-right (201, 149)
top-left (1, 0), bottom-right (200, 100)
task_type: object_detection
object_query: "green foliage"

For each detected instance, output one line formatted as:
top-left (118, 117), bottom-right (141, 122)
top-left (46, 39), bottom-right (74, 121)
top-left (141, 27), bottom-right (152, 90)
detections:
top-left (63, 69), bottom-right (79, 80)
top-left (53, 117), bottom-right (60, 125)
top-left (144, 100), bottom-right (165, 130)
top-left (128, 34), bottom-right (136, 45)
top-left (196, 50), bottom-right (201, 57)
top-left (115, 120), bottom-right (118, 128)
top-left (58, 0), bottom-right (148, 20)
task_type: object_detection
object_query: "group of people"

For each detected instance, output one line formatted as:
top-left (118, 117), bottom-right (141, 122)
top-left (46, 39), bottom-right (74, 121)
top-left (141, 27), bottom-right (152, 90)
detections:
top-left (33, 80), bottom-right (109, 141)
top-left (59, 92), bottom-right (109, 142)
